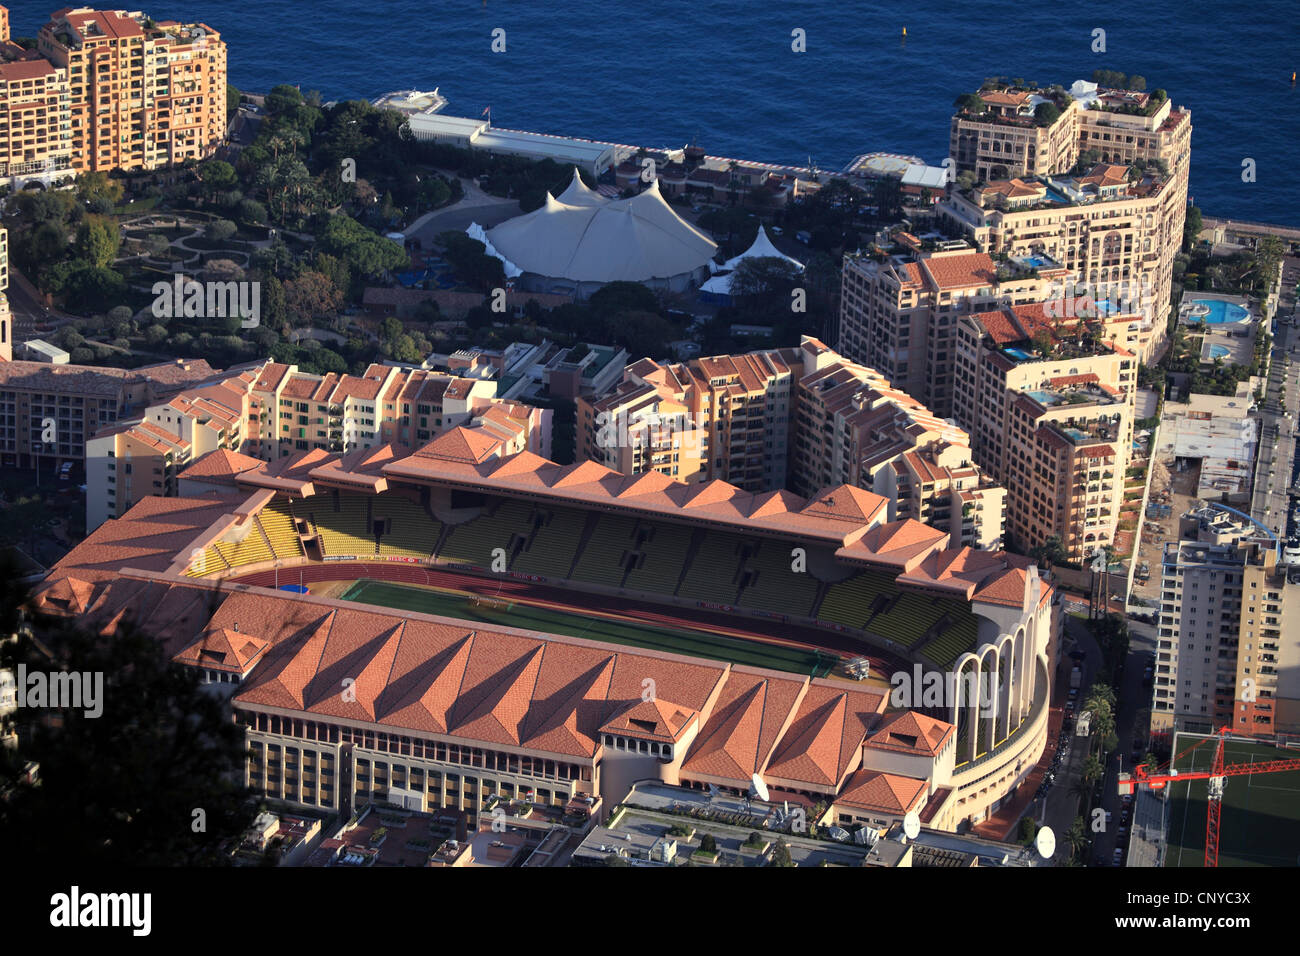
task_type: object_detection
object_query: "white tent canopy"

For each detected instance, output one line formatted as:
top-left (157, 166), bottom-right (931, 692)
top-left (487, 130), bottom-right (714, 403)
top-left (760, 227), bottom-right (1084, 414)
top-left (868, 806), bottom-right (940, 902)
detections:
top-left (554, 168), bottom-right (605, 207)
top-left (721, 225), bottom-right (804, 272)
top-left (484, 176), bottom-right (716, 284)
top-left (466, 222), bottom-right (523, 277)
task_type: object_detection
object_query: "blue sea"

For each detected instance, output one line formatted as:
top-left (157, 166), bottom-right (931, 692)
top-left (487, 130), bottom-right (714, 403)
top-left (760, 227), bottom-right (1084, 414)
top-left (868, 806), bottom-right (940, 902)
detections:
top-left (9, 0), bottom-right (1299, 222)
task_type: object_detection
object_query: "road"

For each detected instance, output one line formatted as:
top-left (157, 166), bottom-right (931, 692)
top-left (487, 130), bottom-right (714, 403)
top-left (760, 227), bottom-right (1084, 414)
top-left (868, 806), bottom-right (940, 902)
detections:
top-left (403, 176), bottom-right (521, 245)
top-left (1036, 613), bottom-right (1156, 866)
top-left (1250, 255), bottom-right (1300, 532)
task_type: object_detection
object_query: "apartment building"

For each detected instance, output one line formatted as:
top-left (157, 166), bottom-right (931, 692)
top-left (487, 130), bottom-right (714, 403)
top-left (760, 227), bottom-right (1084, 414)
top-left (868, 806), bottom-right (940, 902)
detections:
top-left (1000, 381), bottom-right (1131, 561)
top-left (939, 162), bottom-right (1184, 361)
top-left (950, 88), bottom-right (1081, 182)
top-left (1153, 505), bottom-right (1300, 737)
top-left (577, 345), bottom-right (801, 492)
top-left (0, 356), bottom-right (215, 469)
top-left (0, 56), bottom-right (73, 186)
top-left (793, 343), bottom-right (1005, 549)
top-left (945, 81), bottom-right (1191, 360)
top-left (36, 6), bottom-right (226, 173)
top-left (85, 366), bottom-right (254, 528)
top-left (951, 301), bottom-right (1136, 560)
top-left (838, 244), bottom-right (1061, 418)
top-left (950, 83), bottom-right (1190, 193)
top-left (85, 359), bottom-right (550, 531)
top-left (578, 337), bottom-right (1007, 548)
top-left (84, 418), bottom-right (190, 529)
top-left (249, 363), bottom-right (544, 461)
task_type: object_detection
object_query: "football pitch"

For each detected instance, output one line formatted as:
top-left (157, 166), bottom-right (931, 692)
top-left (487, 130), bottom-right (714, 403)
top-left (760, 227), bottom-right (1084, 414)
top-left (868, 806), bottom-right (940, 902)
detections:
top-left (337, 578), bottom-right (837, 677)
top-left (1164, 732), bottom-right (1300, 867)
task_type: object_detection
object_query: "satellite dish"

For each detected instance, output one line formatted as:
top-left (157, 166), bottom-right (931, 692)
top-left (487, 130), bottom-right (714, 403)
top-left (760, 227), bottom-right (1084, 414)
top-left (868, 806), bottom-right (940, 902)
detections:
top-left (903, 810), bottom-right (920, 840)
top-left (749, 774), bottom-right (770, 803)
top-left (1035, 825), bottom-right (1057, 860)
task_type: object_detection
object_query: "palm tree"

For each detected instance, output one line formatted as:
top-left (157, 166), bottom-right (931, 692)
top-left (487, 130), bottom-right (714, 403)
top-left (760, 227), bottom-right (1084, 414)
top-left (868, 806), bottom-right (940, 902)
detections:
top-left (1081, 754), bottom-right (1105, 786)
top-left (1065, 816), bottom-right (1089, 862)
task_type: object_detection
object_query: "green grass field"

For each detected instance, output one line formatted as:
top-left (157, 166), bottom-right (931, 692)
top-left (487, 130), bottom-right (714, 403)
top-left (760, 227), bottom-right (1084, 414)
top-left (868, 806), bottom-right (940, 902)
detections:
top-left (1165, 732), bottom-right (1300, 867)
top-left (338, 579), bottom-right (836, 677)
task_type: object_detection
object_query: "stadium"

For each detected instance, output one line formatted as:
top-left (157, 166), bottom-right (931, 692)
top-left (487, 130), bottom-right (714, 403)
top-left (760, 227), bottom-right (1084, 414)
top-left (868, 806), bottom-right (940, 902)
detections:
top-left (36, 430), bottom-right (1057, 834)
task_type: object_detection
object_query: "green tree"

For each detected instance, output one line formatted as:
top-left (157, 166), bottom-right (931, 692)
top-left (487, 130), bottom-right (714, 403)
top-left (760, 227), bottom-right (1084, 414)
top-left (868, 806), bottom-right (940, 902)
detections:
top-left (769, 838), bottom-right (794, 867)
top-left (1065, 816), bottom-right (1089, 862)
top-left (75, 171), bottom-right (124, 208)
top-left (318, 215), bottom-right (408, 277)
top-left (0, 593), bottom-right (249, 865)
top-left (261, 274), bottom-right (288, 331)
top-left (587, 281), bottom-right (658, 318)
top-left (198, 160), bottom-right (238, 199)
top-left (74, 216), bottom-right (121, 269)
top-left (237, 198), bottom-right (268, 225)
top-left (1029, 535), bottom-right (1068, 569)
top-left (1034, 102), bottom-right (1061, 127)
top-left (698, 832), bottom-right (717, 854)
top-left (1081, 754), bottom-right (1105, 785)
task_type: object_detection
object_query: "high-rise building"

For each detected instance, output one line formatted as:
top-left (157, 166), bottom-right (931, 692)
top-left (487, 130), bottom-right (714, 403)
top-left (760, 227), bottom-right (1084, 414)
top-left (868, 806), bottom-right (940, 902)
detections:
top-left (945, 81), bottom-right (1191, 360)
top-left (837, 241), bottom-right (1061, 418)
top-left (577, 346), bottom-right (802, 492)
top-left (793, 341), bottom-right (1005, 549)
top-left (951, 299), bottom-right (1138, 559)
top-left (1153, 506), bottom-right (1300, 737)
top-left (37, 7), bottom-right (226, 173)
top-left (578, 338), bottom-right (1006, 548)
top-left (0, 56), bottom-right (73, 185)
top-left (938, 162), bottom-right (1185, 361)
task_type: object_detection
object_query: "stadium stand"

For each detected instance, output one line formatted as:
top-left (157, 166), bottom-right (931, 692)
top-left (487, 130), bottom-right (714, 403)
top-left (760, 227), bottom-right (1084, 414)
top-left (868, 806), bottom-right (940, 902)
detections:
top-left (622, 521), bottom-right (694, 594)
top-left (257, 499), bottom-right (304, 560)
top-left (737, 539), bottom-right (820, 617)
top-left (677, 530), bottom-right (752, 602)
top-left (871, 592), bottom-right (955, 648)
top-left (312, 492), bottom-right (376, 557)
top-left (571, 513), bottom-right (640, 587)
top-left (920, 613), bottom-right (981, 669)
top-left (184, 545), bottom-right (229, 577)
top-left (438, 498), bottom-right (534, 567)
top-left (511, 506), bottom-right (586, 578)
top-left (373, 492), bottom-right (441, 558)
top-left (213, 522), bottom-right (275, 569)
top-left (818, 570), bottom-right (894, 630)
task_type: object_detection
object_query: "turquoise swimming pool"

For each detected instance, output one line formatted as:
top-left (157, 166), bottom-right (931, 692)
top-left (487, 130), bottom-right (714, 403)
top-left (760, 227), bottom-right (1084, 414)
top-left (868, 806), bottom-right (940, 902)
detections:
top-left (1190, 299), bottom-right (1250, 325)
top-left (1208, 344), bottom-right (1231, 360)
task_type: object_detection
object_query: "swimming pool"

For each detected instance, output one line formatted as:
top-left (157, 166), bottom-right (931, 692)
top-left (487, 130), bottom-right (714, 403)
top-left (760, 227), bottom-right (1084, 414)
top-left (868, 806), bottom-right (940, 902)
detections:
top-left (1005, 347), bottom-right (1034, 362)
top-left (1189, 299), bottom-right (1250, 325)
top-left (1208, 344), bottom-right (1231, 360)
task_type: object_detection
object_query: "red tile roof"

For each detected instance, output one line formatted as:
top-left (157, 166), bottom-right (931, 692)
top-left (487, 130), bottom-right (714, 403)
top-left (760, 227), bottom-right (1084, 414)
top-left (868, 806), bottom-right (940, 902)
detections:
top-left (836, 769), bottom-right (928, 814)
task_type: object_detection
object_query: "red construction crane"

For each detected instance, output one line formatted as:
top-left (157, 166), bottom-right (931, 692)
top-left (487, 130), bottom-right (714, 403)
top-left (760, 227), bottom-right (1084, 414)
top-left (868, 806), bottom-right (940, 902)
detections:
top-left (1118, 726), bottom-right (1300, 867)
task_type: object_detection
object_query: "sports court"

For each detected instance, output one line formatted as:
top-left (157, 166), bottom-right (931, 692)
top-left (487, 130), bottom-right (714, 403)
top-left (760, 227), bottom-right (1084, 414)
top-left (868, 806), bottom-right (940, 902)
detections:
top-left (338, 578), bottom-right (839, 678)
top-left (1164, 731), bottom-right (1300, 867)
